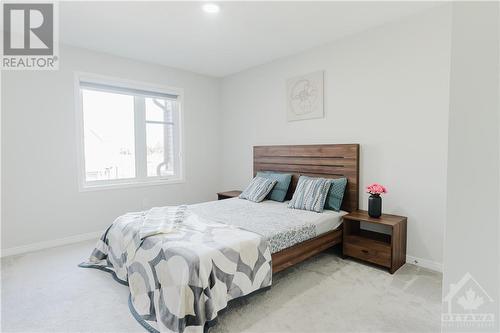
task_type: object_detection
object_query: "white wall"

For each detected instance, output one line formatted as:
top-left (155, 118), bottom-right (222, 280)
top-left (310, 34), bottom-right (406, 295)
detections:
top-left (442, 2), bottom-right (499, 331)
top-left (220, 6), bottom-right (451, 268)
top-left (1, 45), bottom-right (221, 251)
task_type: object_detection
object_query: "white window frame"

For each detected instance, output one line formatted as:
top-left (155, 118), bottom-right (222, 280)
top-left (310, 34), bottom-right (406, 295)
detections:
top-left (74, 72), bottom-right (185, 191)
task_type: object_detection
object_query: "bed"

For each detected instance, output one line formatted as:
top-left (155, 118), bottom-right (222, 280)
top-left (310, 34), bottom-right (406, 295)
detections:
top-left (81, 144), bottom-right (359, 333)
top-left (253, 144), bottom-right (359, 272)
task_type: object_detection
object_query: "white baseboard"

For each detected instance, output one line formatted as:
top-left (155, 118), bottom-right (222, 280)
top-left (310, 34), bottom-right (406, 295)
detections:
top-left (1, 231), bottom-right (102, 258)
top-left (406, 255), bottom-right (443, 273)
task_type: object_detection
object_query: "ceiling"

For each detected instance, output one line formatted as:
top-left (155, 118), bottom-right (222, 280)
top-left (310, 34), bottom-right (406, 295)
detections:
top-left (60, 1), bottom-right (439, 77)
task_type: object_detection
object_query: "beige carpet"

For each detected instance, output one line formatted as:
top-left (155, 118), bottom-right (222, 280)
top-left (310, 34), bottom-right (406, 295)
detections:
top-left (1, 240), bottom-right (442, 332)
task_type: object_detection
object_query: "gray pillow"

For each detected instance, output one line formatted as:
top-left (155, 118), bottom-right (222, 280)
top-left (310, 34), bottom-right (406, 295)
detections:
top-left (239, 177), bottom-right (278, 203)
top-left (288, 176), bottom-right (331, 213)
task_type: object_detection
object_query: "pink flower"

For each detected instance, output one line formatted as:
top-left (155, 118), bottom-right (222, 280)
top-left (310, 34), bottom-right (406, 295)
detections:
top-left (366, 183), bottom-right (387, 195)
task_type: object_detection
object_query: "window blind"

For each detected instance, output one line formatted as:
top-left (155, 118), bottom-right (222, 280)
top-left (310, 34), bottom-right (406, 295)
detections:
top-left (79, 81), bottom-right (178, 100)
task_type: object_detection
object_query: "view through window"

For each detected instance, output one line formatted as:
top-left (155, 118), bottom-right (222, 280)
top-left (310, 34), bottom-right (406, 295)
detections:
top-left (78, 78), bottom-right (182, 188)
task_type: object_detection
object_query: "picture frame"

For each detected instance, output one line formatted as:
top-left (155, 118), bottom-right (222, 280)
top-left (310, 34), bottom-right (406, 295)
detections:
top-left (286, 70), bottom-right (324, 121)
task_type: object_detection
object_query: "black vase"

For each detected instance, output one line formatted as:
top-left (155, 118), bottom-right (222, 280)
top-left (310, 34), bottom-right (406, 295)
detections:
top-left (368, 194), bottom-right (382, 218)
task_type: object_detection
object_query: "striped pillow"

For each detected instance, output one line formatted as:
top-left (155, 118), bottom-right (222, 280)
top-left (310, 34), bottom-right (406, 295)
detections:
top-left (288, 176), bottom-right (332, 213)
top-left (239, 177), bottom-right (278, 202)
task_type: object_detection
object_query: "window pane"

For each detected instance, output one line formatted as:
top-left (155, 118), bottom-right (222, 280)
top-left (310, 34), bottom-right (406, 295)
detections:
top-left (82, 89), bottom-right (136, 181)
top-left (146, 98), bottom-right (173, 122)
top-left (146, 123), bottom-right (174, 177)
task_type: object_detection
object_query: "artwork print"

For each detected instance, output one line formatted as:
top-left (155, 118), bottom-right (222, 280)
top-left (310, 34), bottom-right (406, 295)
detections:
top-left (286, 70), bottom-right (324, 121)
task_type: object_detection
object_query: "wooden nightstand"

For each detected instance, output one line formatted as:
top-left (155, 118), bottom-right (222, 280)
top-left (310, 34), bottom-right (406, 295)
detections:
top-left (342, 210), bottom-right (407, 274)
top-left (217, 190), bottom-right (242, 200)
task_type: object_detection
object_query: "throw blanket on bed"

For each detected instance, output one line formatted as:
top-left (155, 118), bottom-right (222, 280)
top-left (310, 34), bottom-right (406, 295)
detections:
top-left (139, 205), bottom-right (188, 240)
top-left (80, 207), bottom-right (272, 333)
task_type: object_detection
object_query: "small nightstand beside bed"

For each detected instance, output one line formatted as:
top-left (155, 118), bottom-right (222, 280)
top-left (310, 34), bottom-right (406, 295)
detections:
top-left (216, 190), bottom-right (241, 200)
top-left (79, 144), bottom-right (407, 333)
top-left (343, 210), bottom-right (407, 274)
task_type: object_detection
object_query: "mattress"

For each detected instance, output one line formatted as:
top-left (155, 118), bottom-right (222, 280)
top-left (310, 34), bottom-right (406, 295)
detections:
top-left (190, 198), bottom-right (346, 253)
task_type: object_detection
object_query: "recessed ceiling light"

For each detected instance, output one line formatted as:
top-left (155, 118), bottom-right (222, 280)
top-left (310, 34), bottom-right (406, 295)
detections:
top-left (202, 3), bottom-right (220, 14)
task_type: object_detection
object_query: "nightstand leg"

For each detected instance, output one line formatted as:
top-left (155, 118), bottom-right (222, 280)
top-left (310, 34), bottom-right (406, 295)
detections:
top-left (341, 247), bottom-right (348, 259)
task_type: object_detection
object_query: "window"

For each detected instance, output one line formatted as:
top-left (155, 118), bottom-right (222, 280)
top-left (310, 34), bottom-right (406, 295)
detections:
top-left (76, 74), bottom-right (183, 190)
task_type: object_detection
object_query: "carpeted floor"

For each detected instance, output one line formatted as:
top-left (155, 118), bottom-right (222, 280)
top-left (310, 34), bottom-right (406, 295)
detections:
top-left (1, 240), bottom-right (442, 332)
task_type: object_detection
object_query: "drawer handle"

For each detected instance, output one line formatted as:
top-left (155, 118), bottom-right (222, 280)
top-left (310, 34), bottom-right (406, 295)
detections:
top-left (361, 249), bottom-right (369, 254)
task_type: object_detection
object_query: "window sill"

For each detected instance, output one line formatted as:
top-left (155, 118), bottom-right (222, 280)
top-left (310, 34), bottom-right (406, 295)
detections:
top-left (79, 178), bottom-right (185, 192)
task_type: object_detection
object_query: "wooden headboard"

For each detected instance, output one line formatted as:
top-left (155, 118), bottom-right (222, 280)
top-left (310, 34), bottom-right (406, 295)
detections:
top-left (253, 144), bottom-right (360, 212)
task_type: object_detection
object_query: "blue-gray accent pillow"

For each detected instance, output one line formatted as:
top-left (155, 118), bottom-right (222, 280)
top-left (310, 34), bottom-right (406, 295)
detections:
top-left (288, 176), bottom-right (332, 213)
top-left (324, 177), bottom-right (348, 212)
top-left (256, 171), bottom-right (292, 202)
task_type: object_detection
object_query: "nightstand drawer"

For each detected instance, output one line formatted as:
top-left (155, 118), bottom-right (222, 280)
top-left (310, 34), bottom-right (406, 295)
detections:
top-left (344, 241), bottom-right (391, 268)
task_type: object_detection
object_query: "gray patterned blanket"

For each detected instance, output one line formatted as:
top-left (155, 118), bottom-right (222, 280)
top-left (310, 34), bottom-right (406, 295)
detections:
top-left (80, 207), bottom-right (272, 333)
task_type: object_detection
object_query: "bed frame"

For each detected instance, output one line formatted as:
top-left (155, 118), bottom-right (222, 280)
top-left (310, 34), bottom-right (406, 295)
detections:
top-left (253, 144), bottom-right (360, 273)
